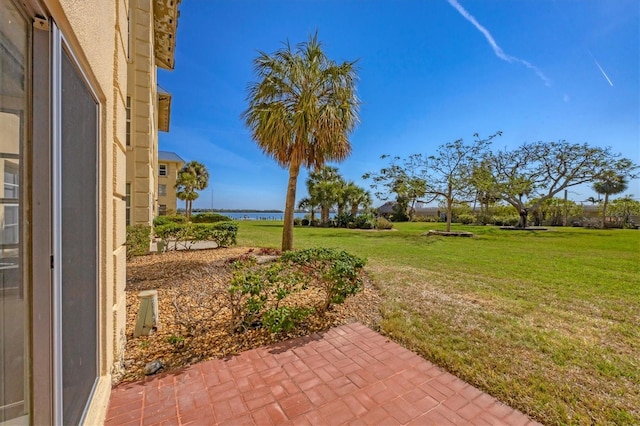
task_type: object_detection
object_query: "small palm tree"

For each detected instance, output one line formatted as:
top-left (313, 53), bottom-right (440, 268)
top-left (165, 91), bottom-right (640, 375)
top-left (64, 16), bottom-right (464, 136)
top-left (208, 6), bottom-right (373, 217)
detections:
top-left (593, 172), bottom-right (627, 228)
top-left (307, 166), bottom-right (343, 224)
top-left (297, 197), bottom-right (317, 223)
top-left (242, 33), bottom-right (359, 250)
top-left (348, 186), bottom-right (372, 216)
top-left (175, 161), bottom-right (209, 220)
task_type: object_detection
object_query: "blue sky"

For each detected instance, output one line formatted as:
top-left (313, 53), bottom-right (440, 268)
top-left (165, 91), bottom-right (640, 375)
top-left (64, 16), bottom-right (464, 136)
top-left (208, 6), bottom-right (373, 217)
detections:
top-left (159, 0), bottom-right (639, 211)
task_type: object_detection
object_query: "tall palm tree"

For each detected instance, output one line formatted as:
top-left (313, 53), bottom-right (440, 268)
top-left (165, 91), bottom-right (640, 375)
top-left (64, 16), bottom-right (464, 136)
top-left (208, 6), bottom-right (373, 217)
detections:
top-left (175, 161), bottom-right (209, 220)
top-left (242, 33), bottom-right (360, 250)
top-left (593, 172), bottom-right (628, 228)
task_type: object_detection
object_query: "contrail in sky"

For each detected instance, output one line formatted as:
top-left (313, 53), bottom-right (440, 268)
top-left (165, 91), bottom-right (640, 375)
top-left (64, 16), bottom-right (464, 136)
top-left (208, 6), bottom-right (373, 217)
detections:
top-left (447, 0), bottom-right (551, 86)
top-left (588, 50), bottom-right (614, 87)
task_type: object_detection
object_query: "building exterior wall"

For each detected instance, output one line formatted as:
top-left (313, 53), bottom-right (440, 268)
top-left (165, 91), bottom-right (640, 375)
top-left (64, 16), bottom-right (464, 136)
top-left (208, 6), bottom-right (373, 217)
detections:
top-left (158, 158), bottom-right (184, 215)
top-left (126, 0), bottom-right (160, 227)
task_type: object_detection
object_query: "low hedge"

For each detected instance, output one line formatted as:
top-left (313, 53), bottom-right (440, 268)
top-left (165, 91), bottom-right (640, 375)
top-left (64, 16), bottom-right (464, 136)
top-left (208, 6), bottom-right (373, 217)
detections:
top-left (191, 212), bottom-right (232, 223)
top-left (155, 221), bottom-right (238, 250)
top-left (153, 214), bottom-right (187, 227)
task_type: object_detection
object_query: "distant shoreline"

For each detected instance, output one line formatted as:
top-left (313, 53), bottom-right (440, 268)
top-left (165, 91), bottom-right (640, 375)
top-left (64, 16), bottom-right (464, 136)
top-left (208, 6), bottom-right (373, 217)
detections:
top-left (191, 209), bottom-right (308, 214)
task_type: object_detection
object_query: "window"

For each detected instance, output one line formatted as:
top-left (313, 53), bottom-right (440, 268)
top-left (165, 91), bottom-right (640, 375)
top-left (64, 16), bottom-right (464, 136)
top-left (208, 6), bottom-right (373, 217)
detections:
top-left (125, 96), bottom-right (131, 146)
top-left (158, 184), bottom-right (166, 196)
top-left (125, 183), bottom-right (131, 225)
top-left (158, 204), bottom-right (167, 216)
top-left (159, 164), bottom-right (167, 176)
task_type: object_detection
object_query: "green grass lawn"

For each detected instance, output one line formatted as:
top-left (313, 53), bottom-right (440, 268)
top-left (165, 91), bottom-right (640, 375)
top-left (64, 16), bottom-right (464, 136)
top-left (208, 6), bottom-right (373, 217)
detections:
top-left (237, 221), bottom-right (640, 425)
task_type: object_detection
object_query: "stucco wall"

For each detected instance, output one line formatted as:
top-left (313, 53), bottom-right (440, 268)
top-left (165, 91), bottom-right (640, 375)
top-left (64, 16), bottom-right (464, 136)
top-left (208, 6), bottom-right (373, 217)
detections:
top-left (126, 0), bottom-right (160, 226)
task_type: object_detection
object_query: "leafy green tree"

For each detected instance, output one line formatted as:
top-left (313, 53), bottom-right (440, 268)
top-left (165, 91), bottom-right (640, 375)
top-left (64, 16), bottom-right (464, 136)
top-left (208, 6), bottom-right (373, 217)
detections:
top-left (410, 132), bottom-right (500, 232)
top-left (470, 158), bottom-right (501, 215)
top-left (487, 141), bottom-right (637, 228)
top-left (608, 195), bottom-right (640, 227)
top-left (242, 33), bottom-right (359, 250)
top-left (175, 161), bottom-right (209, 220)
top-left (593, 172), bottom-right (628, 228)
top-left (530, 197), bottom-right (582, 226)
top-left (363, 156), bottom-right (426, 221)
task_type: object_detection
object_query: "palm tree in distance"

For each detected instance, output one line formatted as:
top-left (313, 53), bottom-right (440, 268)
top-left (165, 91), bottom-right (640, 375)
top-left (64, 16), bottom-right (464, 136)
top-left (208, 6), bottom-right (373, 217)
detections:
top-left (175, 161), bottom-right (209, 220)
top-left (592, 172), bottom-right (627, 228)
top-left (307, 166), bottom-right (344, 224)
top-left (348, 186), bottom-right (372, 216)
top-left (242, 32), bottom-right (360, 250)
top-left (297, 197), bottom-right (317, 223)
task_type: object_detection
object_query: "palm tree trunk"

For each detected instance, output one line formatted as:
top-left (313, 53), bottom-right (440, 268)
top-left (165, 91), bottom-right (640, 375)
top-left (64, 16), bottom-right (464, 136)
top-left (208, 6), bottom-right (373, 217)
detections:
top-left (350, 204), bottom-right (358, 216)
top-left (321, 206), bottom-right (329, 224)
top-left (282, 162), bottom-right (301, 251)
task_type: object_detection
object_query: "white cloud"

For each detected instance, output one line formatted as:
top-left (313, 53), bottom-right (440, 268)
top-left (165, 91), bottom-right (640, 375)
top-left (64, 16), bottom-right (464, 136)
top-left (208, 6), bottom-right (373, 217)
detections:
top-left (447, 0), bottom-right (551, 86)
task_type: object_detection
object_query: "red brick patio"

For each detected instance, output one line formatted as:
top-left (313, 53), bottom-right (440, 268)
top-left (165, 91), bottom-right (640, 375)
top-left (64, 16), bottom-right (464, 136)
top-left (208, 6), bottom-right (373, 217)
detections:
top-left (106, 322), bottom-right (540, 425)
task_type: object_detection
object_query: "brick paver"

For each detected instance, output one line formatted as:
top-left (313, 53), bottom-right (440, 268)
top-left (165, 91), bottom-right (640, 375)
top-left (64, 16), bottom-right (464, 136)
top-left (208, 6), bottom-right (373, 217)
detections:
top-left (106, 322), bottom-right (540, 425)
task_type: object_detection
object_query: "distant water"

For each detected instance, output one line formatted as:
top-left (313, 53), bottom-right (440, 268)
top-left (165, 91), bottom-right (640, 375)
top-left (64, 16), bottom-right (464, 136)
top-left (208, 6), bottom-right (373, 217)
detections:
top-left (217, 212), bottom-right (334, 221)
top-left (221, 212), bottom-right (307, 221)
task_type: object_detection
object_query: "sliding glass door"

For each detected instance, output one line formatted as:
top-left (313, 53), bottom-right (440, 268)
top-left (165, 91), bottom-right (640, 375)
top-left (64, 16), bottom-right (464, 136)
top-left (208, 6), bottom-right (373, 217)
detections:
top-left (0, 1), bottom-right (29, 423)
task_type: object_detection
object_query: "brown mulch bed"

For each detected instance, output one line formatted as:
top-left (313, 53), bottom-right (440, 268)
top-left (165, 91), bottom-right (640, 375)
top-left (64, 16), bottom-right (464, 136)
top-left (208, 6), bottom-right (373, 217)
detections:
top-left (117, 247), bottom-right (382, 383)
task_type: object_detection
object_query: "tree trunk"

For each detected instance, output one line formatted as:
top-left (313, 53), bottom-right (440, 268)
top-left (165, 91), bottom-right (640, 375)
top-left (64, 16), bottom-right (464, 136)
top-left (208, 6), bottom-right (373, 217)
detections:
top-left (350, 204), bottom-right (358, 216)
top-left (282, 162), bottom-right (300, 251)
top-left (601, 193), bottom-right (609, 228)
top-left (445, 184), bottom-right (453, 232)
top-left (321, 206), bottom-right (329, 224)
top-left (446, 197), bottom-right (452, 232)
top-left (518, 208), bottom-right (528, 228)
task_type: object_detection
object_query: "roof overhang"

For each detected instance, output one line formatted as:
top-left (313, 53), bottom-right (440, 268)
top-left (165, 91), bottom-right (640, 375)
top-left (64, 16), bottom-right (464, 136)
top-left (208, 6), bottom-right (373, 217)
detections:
top-left (153, 0), bottom-right (181, 70)
top-left (158, 88), bottom-right (172, 132)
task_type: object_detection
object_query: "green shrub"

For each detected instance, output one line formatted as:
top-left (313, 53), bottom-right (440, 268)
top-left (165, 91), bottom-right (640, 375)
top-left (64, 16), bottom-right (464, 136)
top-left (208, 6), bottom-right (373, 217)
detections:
top-left (155, 221), bottom-right (237, 250)
top-left (293, 218), bottom-right (303, 226)
top-left (335, 212), bottom-right (355, 228)
top-left (375, 217), bottom-right (394, 230)
top-left (281, 248), bottom-right (366, 311)
top-left (412, 215), bottom-right (439, 222)
top-left (227, 258), bottom-right (309, 333)
top-left (191, 212), bottom-right (232, 223)
top-left (475, 214), bottom-right (493, 225)
top-left (457, 214), bottom-right (476, 225)
top-left (263, 306), bottom-right (314, 333)
top-left (153, 214), bottom-right (186, 227)
top-left (354, 213), bottom-right (375, 229)
top-left (126, 224), bottom-right (151, 259)
top-left (493, 216), bottom-right (520, 226)
top-left (301, 218), bottom-right (310, 226)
